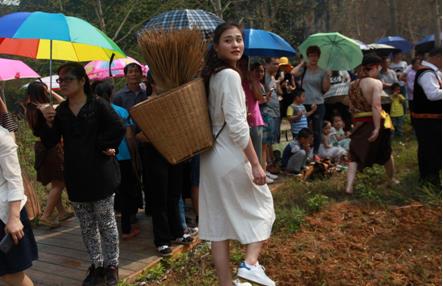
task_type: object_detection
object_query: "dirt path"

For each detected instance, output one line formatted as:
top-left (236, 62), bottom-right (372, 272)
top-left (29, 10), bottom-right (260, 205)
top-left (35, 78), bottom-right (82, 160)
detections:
top-left (260, 202), bottom-right (441, 286)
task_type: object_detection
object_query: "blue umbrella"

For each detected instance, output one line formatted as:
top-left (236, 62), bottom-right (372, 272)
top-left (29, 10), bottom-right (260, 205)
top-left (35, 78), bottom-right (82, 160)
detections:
top-left (142, 9), bottom-right (223, 39)
top-left (416, 34), bottom-right (435, 45)
top-left (243, 28), bottom-right (296, 57)
top-left (376, 36), bottom-right (413, 53)
top-left (415, 34), bottom-right (440, 53)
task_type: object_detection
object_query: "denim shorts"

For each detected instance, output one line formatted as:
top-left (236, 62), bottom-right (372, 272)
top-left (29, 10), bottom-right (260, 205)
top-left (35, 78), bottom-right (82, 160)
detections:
top-left (262, 115), bottom-right (280, 144)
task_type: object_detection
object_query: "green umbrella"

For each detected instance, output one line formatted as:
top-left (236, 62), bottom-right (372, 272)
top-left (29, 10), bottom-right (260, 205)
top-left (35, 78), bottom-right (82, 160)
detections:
top-left (299, 32), bottom-right (363, 71)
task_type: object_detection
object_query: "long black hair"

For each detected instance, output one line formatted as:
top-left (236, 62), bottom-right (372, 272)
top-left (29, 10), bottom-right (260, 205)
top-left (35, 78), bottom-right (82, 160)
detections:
top-left (201, 22), bottom-right (243, 94)
top-left (93, 80), bottom-right (114, 102)
top-left (27, 81), bottom-right (49, 105)
top-left (25, 81), bottom-right (49, 129)
top-left (57, 62), bottom-right (92, 97)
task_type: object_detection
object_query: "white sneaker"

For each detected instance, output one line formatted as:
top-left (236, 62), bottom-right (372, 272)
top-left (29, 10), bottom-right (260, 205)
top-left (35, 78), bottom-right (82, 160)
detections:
top-left (265, 177), bottom-right (274, 184)
top-left (237, 261), bottom-right (276, 286)
top-left (266, 172), bottom-right (278, 180)
top-left (233, 279), bottom-right (252, 286)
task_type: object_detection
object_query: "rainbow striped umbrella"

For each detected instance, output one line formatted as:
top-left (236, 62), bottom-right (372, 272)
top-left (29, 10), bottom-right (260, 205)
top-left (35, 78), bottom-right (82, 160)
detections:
top-left (0, 11), bottom-right (125, 61)
top-left (0, 12), bottom-right (126, 93)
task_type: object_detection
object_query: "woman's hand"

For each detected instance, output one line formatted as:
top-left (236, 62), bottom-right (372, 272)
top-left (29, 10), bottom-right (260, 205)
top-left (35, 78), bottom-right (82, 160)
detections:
top-left (5, 216), bottom-right (24, 245)
top-left (368, 128), bottom-right (380, 142)
top-left (39, 104), bottom-right (56, 125)
top-left (102, 148), bottom-right (116, 157)
top-left (251, 163), bottom-right (266, 186)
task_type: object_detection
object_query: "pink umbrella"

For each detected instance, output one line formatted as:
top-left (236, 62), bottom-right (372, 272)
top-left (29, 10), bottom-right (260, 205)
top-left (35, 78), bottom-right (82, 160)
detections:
top-left (0, 58), bottom-right (40, 103)
top-left (84, 57), bottom-right (148, 81)
top-left (0, 58), bottom-right (40, 81)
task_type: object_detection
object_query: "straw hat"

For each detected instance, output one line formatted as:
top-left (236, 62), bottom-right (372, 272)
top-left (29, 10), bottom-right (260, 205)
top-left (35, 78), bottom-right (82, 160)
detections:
top-left (279, 57), bottom-right (293, 69)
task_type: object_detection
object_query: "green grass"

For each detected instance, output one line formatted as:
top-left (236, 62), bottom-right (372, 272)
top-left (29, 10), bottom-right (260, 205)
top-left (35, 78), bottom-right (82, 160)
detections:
top-left (15, 118), bottom-right (440, 285)
top-left (130, 124), bottom-right (440, 286)
top-left (15, 120), bottom-right (47, 207)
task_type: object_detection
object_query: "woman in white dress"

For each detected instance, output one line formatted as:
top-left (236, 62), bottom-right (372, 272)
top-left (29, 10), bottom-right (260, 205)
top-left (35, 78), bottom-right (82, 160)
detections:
top-left (200, 23), bottom-right (276, 286)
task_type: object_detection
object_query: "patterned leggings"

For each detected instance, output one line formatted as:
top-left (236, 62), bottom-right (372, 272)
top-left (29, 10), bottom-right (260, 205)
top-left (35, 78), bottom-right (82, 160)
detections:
top-left (72, 195), bottom-right (119, 267)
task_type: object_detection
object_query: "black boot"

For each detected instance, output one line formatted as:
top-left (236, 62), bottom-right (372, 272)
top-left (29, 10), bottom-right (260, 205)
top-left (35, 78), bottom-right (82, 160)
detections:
top-left (105, 265), bottom-right (119, 286)
top-left (83, 264), bottom-right (105, 286)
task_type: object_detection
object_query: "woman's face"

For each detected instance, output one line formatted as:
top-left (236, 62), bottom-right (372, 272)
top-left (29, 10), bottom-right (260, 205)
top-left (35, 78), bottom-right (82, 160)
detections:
top-left (307, 53), bottom-right (319, 66)
top-left (214, 27), bottom-right (244, 66)
top-left (58, 69), bottom-right (85, 98)
top-left (253, 66), bottom-right (265, 80)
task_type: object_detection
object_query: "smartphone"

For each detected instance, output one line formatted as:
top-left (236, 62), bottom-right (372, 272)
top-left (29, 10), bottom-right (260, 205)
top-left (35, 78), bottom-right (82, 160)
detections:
top-left (0, 233), bottom-right (13, 254)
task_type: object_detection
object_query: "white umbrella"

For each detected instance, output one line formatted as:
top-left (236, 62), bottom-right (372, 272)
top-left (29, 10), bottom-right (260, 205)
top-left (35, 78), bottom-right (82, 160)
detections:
top-left (22, 75), bottom-right (60, 90)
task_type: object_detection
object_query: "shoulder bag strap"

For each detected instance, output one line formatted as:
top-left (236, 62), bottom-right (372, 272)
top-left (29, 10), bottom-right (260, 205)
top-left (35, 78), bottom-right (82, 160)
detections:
top-left (214, 122), bottom-right (226, 140)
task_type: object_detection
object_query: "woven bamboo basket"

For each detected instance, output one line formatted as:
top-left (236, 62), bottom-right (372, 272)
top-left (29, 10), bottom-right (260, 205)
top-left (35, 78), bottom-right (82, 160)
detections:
top-left (130, 78), bottom-right (213, 164)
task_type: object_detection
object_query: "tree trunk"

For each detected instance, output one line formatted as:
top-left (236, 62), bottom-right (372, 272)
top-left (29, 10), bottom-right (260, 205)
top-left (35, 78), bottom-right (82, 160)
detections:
top-left (95, 0), bottom-right (106, 33)
top-left (58, 0), bottom-right (64, 11)
top-left (388, 0), bottom-right (398, 35)
top-left (434, 0), bottom-right (441, 45)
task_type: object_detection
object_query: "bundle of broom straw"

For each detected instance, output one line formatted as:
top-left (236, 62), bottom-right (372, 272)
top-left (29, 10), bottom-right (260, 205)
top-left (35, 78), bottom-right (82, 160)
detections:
top-left (137, 29), bottom-right (207, 94)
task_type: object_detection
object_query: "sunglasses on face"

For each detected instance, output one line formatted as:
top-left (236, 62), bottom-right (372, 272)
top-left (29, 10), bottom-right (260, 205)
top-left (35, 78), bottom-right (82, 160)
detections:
top-left (56, 76), bottom-right (76, 84)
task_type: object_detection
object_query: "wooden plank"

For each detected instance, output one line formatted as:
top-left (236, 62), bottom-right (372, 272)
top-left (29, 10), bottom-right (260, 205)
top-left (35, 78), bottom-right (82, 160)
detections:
top-left (37, 242), bottom-right (156, 265)
top-left (37, 248), bottom-right (154, 274)
top-left (26, 268), bottom-right (81, 286)
top-left (23, 209), bottom-right (201, 284)
top-left (36, 242), bottom-right (159, 275)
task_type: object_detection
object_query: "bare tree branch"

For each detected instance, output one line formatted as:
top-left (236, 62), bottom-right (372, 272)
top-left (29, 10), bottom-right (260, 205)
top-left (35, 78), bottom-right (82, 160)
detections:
top-left (116, 2), bottom-right (182, 44)
top-left (222, 1), bottom-right (232, 13)
top-left (58, 0), bottom-right (64, 11)
top-left (94, 0), bottom-right (106, 32)
top-left (112, 2), bottom-right (136, 40)
top-left (115, 19), bottom-right (145, 44)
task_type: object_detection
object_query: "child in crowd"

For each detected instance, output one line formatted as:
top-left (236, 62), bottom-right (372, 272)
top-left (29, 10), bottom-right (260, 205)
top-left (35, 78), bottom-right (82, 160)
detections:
top-left (319, 121), bottom-right (347, 162)
top-left (330, 115), bottom-right (351, 150)
top-left (287, 91), bottom-right (317, 138)
top-left (281, 128), bottom-right (313, 174)
top-left (390, 83), bottom-right (406, 138)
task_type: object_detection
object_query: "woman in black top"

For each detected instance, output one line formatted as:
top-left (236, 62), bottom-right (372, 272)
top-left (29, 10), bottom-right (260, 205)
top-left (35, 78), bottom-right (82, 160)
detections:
top-left (40, 63), bottom-right (125, 286)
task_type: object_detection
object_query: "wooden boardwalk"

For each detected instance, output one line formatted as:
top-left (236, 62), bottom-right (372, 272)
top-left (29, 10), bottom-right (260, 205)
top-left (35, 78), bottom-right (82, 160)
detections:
top-left (13, 212), bottom-right (192, 286)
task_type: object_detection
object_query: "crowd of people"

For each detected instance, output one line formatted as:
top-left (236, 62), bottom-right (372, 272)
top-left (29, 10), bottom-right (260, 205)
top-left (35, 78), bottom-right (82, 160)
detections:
top-left (0, 22), bottom-right (441, 286)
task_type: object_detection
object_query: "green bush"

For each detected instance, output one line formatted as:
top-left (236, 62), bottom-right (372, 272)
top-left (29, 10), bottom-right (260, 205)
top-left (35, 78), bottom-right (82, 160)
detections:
top-left (306, 194), bottom-right (329, 212)
top-left (274, 206), bottom-right (305, 233)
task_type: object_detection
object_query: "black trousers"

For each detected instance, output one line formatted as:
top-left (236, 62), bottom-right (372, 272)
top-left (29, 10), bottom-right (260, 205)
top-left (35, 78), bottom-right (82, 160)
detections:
top-left (305, 103), bottom-right (325, 154)
top-left (117, 160), bottom-right (139, 234)
top-left (145, 144), bottom-right (184, 247)
top-left (413, 118), bottom-right (442, 185)
top-left (139, 143), bottom-right (152, 212)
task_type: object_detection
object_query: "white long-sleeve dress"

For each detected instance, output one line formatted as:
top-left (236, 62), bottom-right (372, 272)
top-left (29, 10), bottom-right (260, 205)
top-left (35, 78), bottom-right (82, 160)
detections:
top-left (199, 69), bottom-right (275, 244)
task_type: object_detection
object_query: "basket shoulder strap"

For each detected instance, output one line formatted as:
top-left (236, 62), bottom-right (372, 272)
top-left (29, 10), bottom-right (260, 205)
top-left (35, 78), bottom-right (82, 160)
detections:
top-left (214, 122), bottom-right (226, 140)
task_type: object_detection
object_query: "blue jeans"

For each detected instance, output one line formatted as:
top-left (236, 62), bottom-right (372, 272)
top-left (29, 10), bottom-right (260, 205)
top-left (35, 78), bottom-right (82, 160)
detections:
top-left (178, 196), bottom-right (187, 230)
top-left (305, 104), bottom-right (325, 154)
top-left (250, 126), bottom-right (263, 165)
top-left (392, 116), bottom-right (404, 137)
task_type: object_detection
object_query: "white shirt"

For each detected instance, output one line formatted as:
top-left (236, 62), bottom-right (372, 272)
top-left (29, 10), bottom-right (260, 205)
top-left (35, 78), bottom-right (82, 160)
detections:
top-left (390, 61), bottom-right (408, 73)
top-left (417, 61), bottom-right (442, 101)
top-left (0, 126), bottom-right (26, 224)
